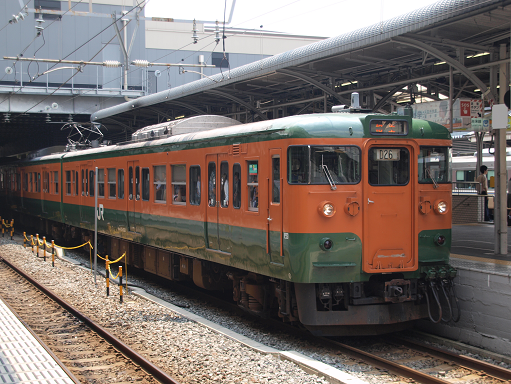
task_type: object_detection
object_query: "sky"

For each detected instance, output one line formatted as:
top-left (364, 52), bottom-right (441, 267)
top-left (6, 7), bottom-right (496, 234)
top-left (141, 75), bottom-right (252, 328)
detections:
top-left (144, 0), bottom-right (441, 38)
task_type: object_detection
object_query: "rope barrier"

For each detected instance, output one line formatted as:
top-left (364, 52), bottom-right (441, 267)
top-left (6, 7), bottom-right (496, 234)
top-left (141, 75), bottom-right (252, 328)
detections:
top-left (23, 230), bottom-right (129, 297)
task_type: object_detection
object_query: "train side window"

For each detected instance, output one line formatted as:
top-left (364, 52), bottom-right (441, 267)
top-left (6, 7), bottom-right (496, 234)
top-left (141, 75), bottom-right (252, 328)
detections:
top-left (98, 169), bottom-right (105, 198)
top-left (29, 172), bottom-right (33, 192)
top-left (220, 161), bottom-right (229, 208)
top-left (107, 168), bottom-right (116, 199)
top-left (247, 161), bottom-right (258, 211)
top-left (154, 165), bottom-right (166, 203)
top-left (66, 171), bottom-right (71, 195)
top-left (16, 172), bottom-right (20, 191)
top-left (142, 168), bottom-right (150, 201)
top-left (118, 169), bottom-right (124, 199)
top-left (89, 170), bottom-right (94, 197)
top-left (135, 166), bottom-right (140, 200)
top-left (44, 171), bottom-right (49, 193)
top-left (23, 173), bottom-right (28, 192)
top-left (233, 163), bottom-right (241, 209)
top-left (189, 166), bottom-right (200, 206)
top-left (37, 173), bottom-right (41, 193)
top-left (54, 171), bottom-right (59, 194)
top-left (272, 157), bottom-right (280, 203)
top-left (172, 164), bottom-right (186, 205)
top-left (208, 162), bottom-right (216, 207)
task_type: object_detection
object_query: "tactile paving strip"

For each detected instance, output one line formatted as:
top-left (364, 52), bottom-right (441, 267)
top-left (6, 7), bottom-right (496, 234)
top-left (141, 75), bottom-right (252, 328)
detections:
top-left (0, 297), bottom-right (75, 384)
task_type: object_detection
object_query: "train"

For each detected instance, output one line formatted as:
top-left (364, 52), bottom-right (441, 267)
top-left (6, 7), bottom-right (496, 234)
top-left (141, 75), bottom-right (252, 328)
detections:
top-left (0, 107), bottom-right (458, 336)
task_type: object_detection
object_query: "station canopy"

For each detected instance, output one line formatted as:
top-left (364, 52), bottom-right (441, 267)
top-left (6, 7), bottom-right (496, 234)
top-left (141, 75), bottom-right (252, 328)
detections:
top-left (92, 0), bottom-right (511, 137)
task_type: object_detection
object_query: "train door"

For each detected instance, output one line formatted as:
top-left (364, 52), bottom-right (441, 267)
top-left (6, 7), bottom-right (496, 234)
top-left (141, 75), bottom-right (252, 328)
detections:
top-left (363, 143), bottom-right (416, 273)
top-left (205, 154), bottom-right (220, 250)
top-left (267, 149), bottom-right (283, 265)
top-left (127, 160), bottom-right (141, 232)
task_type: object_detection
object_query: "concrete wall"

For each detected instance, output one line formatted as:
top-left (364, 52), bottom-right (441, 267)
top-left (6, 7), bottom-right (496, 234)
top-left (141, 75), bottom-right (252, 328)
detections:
top-left (417, 265), bottom-right (511, 356)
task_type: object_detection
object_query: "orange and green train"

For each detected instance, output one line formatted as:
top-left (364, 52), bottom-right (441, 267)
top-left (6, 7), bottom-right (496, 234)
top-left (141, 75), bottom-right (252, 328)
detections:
top-left (0, 111), bottom-right (457, 335)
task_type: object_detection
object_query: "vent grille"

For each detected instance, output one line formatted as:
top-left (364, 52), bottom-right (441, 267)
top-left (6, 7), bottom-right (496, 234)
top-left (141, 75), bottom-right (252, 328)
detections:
top-left (232, 144), bottom-right (241, 156)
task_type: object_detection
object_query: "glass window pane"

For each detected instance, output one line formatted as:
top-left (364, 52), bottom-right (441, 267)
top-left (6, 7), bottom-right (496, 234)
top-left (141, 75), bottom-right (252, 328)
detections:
top-left (272, 157), bottom-right (280, 203)
top-left (108, 168), bottom-right (116, 198)
top-left (208, 162), bottom-right (216, 207)
top-left (135, 166), bottom-right (140, 200)
top-left (128, 167), bottom-right (133, 199)
top-left (233, 164), bottom-right (241, 209)
top-left (189, 166), bottom-right (201, 205)
top-left (418, 147), bottom-right (452, 184)
top-left (368, 148), bottom-right (409, 186)
top-left (154, 165), bottom-right (166, 202)
top-left (89, 170), bottom-right (94, 196)
top-left (171, 165), bottom-right (186, 205)
top-left (220, 161), bottom-right (229, 208)
top-left (118, 169), bottom-right (124, 199)
top-left (142, 168), bottom-right (150, 201)
top-left (310, 146), bottom-right (361, 184)
top-left (288, 146), bottom-right (309, 184)
top-left (98, 169), bottom-right (104, 198)
top-left (247, 161), bottom-right (258, 211)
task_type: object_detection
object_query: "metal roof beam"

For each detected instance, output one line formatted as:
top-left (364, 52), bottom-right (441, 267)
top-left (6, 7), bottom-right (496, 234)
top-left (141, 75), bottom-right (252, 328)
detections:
top-left (276, 69), bottom-right (349, 104)
top-left (392, 36), bottom-right (496, 101)
top-left (405, 33), bottom-right (489, 52)
top-left (166, 100), bottom-right (206, 115)
top-left (204, 90), bottom-right (267, 120)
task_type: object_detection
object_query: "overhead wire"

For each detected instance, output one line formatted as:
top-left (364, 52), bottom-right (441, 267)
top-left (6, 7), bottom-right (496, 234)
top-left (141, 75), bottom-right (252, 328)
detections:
top-left (0, 0), bottom-right (32, 34)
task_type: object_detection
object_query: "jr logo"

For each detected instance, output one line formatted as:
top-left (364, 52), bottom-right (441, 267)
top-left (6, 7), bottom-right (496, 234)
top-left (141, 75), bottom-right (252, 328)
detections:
top-left (97, 204), bottom-right (104, 221)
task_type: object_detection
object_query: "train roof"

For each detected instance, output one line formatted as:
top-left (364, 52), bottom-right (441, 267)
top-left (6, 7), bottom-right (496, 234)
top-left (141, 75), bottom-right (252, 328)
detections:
top-left (16, 113), bottom-right (450, 164)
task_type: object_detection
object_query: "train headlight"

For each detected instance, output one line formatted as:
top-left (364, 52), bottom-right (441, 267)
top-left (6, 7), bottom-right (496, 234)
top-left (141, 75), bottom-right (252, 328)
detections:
top-left (434, 200), bottom-right (448, 214)
top-left (318, 201), bottom-right (336, 217)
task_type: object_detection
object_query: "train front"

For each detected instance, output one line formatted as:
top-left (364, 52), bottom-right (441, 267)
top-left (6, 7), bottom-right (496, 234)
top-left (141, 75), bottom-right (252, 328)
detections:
top-left (281, 112), bottom-right (457, 336)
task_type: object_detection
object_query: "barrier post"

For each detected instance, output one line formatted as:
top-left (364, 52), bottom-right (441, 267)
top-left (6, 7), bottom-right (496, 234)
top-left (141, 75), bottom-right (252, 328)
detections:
top-left (31, 235), bottom-right (34, 253)
top-left (10, 220), bottom-right (14, 240)
top-left (119, 266), bottom-right (123, 303)
top-left (36, 234), bottom-right (39, 257)
top-left (106, 256), bottom-right (110, 297)
top-left (51, 240), bottom-right (55, 267)
top-left (23, 232), bottom-right (26, 248)
top-left (43, 236), bottom-right (46, 262)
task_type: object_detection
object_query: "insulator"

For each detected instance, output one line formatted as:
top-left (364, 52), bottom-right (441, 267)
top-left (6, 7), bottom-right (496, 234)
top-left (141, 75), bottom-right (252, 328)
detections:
top-left (103, 60), bottom-right (121, 68)
top-left (215, 21), bottom-right (220, 44)
top-left (132, 60), bottom-right (149, 67)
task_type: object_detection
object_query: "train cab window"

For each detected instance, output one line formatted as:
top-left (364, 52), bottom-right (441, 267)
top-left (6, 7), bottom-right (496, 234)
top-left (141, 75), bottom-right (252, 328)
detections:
top-left (220, 161), bottom-right (229, 208)
top-left (142, 168), bottom-right (150, 201)
top-left (311, 146), bottom-right (361, 184)
top-left (154, 165), bottom-right (166, 203)
top-left (288, 146), bottom-right (309, 184)
top-left (98, 169), bottom-right (105, 198)
top-left (233, 163), bottom-right (241, 209)
top-left (418, 147), bottom-right (452, 184)
top-left (171, 164), bottom-right (186, 205)
top-left (272, 157), bottom-right (280, 203)
top-left (89, 170), bottom-right (94, 197)
top-left (247, 161), bottom-right (258, 211)
top-left (208, 162), bottom-right (216, 207)
top-left (118, 169), bottom-right (124, 199)
top-left (107, 168), bottom-right (116, 198)
top-left (368, 148), bottom-right (409, 186)
top-left (189, 166), bottom-right (200, 205)
top-left (66, 171), bottom-right (72, 195)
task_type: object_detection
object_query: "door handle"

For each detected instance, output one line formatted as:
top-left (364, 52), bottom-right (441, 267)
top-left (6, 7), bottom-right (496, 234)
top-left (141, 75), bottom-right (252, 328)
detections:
top-left (267, 216), bottom-right (273, 221)
top-left (368, 198), bottom-right (374, 204)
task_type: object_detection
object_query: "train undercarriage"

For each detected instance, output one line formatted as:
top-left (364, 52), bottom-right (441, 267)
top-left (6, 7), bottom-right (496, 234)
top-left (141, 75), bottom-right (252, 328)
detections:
top-left (16, 214), bottom-right (459, 336)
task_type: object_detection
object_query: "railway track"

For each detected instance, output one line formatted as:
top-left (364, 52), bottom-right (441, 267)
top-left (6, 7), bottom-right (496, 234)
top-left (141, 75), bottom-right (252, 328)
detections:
top-left (0, 256), bottom-right (181, 384)
top-left (320, 336), bottom-right (511, 384)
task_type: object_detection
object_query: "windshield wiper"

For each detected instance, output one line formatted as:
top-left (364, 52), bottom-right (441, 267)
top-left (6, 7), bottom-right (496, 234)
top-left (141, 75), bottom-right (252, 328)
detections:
top-left (322, 164), bottom-right (337, 190)
top-left (426, 168), bottom-right (438, 189)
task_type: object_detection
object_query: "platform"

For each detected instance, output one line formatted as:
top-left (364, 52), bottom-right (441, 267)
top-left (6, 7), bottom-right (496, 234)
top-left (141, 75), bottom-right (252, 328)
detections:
top-left (0, 297), bottom-right (77, 384)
